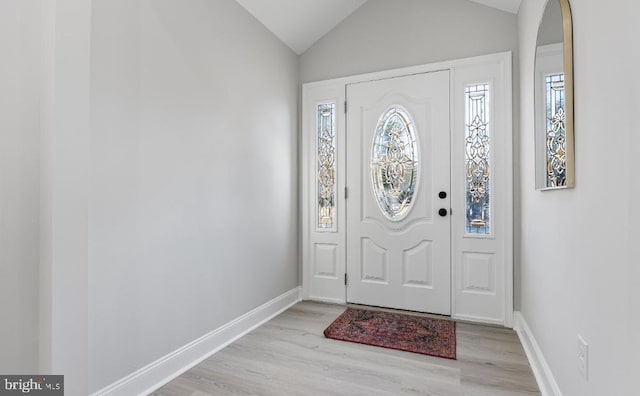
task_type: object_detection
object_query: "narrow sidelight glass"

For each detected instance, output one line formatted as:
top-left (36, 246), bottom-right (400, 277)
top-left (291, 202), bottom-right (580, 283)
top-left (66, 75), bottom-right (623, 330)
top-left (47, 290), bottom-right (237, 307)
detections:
top-left (465, 83), bottom-right (491, 235)
top-left (317, 103), bottom-right (337, 230)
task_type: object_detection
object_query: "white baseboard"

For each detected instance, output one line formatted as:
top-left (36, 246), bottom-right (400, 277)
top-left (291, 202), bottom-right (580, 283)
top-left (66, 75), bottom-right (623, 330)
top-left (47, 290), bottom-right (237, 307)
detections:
top-left (91, 287), bottom-right (302, 396)
top-left (513, 311), bottom-right (563, 396)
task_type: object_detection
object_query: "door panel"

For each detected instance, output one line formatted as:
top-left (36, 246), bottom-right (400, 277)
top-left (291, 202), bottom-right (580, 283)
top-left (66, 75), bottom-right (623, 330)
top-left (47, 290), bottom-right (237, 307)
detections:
top-left (346, 71), bottom-right (451, 315)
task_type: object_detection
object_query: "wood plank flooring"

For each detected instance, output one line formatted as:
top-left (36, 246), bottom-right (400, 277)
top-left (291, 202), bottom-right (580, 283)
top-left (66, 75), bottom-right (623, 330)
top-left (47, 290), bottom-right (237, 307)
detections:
top-left (152, 302), bottom-right (539, 395)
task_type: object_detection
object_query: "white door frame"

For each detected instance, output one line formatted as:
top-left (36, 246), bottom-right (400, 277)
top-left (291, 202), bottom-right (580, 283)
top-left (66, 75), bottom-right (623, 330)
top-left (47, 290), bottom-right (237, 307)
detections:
top-left (301, 52), bottom-right (513, 327)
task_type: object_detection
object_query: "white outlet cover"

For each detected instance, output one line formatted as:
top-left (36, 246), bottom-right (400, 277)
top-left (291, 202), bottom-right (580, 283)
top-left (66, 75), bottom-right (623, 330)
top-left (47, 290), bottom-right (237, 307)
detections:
top-left (578, 335), bottom-right (588, 380)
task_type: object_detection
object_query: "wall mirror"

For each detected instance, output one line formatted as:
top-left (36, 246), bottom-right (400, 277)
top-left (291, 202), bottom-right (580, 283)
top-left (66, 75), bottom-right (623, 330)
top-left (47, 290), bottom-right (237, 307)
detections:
top-left (534, 0), bottom-right (574, 189)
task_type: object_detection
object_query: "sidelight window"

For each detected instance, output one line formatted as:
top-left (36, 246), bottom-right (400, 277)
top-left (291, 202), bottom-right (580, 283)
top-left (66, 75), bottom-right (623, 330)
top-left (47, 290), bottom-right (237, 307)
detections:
top-left (465, 83), bottom-right (491, 235)
top-left (317, 103), bottom-right (337, 231)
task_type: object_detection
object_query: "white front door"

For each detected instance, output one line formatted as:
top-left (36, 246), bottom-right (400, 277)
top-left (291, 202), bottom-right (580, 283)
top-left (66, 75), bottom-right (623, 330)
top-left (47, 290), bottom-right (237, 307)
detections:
top-left (346, 71), bottom-right (451, 315)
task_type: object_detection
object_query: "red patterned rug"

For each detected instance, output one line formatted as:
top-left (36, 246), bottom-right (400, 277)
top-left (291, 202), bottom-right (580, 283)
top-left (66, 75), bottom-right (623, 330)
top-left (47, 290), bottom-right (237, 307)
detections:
top-left (323, 307), bottom-right (456, 359)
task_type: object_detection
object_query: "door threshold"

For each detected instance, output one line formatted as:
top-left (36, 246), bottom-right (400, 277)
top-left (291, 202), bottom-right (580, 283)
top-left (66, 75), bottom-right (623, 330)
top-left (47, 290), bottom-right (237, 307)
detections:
top-left (346, 303), bottom-right (454, 322)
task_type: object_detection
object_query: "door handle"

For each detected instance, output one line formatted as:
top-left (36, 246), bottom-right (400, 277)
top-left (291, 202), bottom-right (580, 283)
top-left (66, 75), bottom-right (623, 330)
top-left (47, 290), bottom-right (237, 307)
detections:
top-left (438, 208), bottom-right (448, 217)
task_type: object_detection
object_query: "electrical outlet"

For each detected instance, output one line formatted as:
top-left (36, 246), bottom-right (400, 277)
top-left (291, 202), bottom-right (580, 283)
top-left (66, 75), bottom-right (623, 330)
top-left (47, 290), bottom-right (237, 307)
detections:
top-left (577, 335), bottom-right (588, 380)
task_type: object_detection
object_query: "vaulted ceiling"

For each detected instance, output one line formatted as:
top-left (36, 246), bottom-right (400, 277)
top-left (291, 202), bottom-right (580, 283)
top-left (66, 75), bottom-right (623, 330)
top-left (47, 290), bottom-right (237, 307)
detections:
top-left (235, 0), bottom-right (522, 55)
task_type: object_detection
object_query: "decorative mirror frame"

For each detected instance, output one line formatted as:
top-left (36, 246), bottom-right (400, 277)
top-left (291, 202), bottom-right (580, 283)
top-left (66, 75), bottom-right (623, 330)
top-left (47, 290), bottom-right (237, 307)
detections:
top-left (534, 0), bottom-right (575, 190)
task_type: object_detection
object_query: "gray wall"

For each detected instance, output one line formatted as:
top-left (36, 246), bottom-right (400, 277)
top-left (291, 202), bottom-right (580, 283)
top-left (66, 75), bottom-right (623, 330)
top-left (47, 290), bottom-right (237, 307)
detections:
top-left (39, 1), bottom-right (92, 394)
top-left (301, 0), bottom-right (519, 83)
top-left (301, 0), bottom-right (522, 309)
top-left (518, 0), bottom-right (639, 394)
top-left (0, 0), bottom-right (42, 374)
top-left (88, 0), bottom-right (299, 391)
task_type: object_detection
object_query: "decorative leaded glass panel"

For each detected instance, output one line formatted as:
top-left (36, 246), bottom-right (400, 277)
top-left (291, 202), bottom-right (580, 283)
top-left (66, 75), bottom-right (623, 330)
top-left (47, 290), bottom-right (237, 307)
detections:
top-left (317, 103), bottom-right (336, 230)
top-left (371, 106), bottom-right (419, 221)
top-left (465, 84), bottom-right (491, 235)
top-left (545, 73), bottom-right (566, 187)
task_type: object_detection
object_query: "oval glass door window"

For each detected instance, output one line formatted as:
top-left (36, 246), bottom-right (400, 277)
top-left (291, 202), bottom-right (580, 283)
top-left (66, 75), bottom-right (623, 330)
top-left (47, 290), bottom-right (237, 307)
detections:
top-left (371, 106), bottom-right (419, 221)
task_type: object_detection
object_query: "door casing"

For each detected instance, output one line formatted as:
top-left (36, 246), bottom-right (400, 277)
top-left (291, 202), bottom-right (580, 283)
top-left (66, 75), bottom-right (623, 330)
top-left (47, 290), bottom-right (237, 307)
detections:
top-left (301, 52), bottom-right (513, 327)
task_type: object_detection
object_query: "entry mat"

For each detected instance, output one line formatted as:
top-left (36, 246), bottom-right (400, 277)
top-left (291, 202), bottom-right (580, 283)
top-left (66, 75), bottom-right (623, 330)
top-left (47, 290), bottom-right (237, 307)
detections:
top-left (323, 307), bottom-right (456, 359)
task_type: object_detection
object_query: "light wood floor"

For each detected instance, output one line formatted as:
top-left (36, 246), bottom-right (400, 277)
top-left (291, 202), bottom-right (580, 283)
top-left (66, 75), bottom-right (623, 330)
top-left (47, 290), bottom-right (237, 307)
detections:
top-left (152, 302), bottom-right (540, 395)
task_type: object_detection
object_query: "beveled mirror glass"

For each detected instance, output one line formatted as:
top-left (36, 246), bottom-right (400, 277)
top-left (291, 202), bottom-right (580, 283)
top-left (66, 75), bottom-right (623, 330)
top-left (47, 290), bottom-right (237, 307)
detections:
top-left (534, 0), bottom-right (574, 189)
